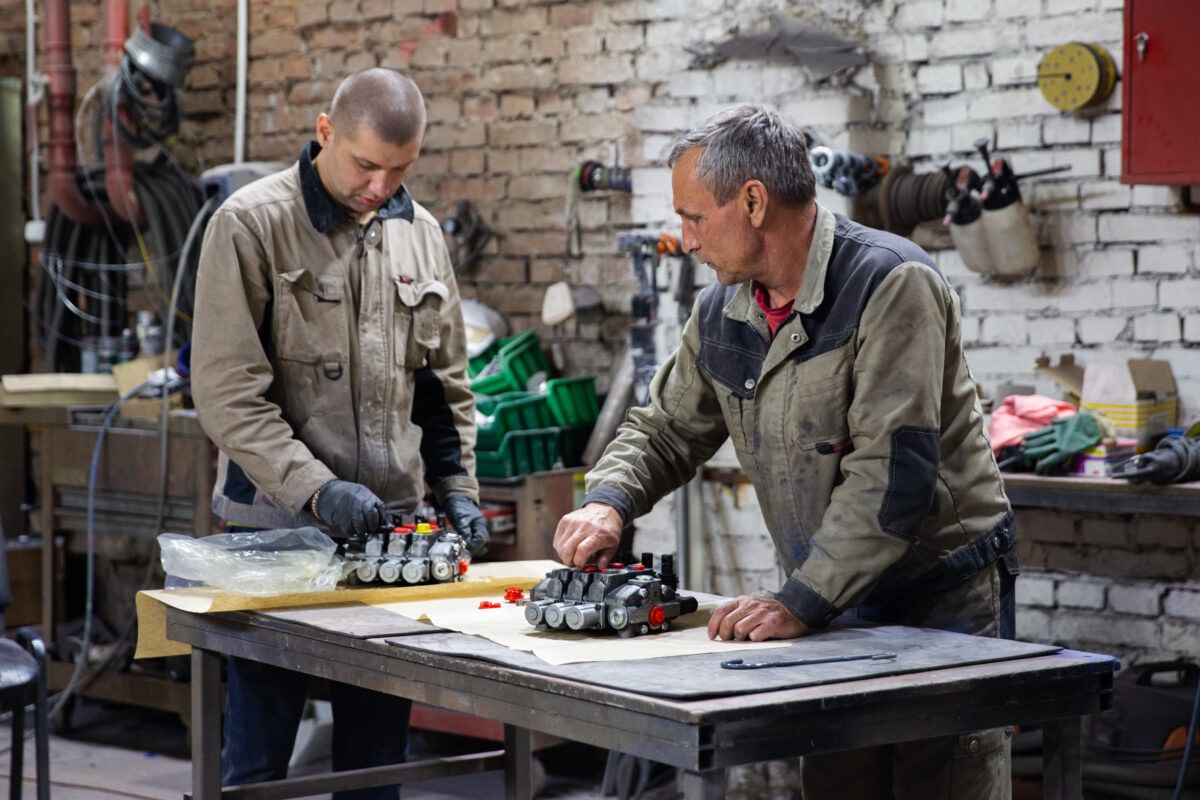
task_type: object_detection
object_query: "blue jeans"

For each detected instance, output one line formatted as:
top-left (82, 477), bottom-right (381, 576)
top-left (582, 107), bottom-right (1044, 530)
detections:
top-left (222, 656), bottom-right (413, 800)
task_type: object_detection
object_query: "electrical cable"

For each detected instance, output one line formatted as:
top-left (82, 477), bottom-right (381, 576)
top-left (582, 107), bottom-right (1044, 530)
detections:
top-left (1173, 677), bottom-right (1200, 800)
top-left (169, 195), bottom-right (218, 347)
top-left (48, 380), bottom-right (150, 719)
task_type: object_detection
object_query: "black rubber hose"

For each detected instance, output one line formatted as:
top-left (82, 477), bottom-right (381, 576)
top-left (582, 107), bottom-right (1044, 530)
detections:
top-left (139, 167), bottom-right (202, 299)
top-left (170, 194), bottom-right (219, 346)
top-left (1083, 756), bottom-right (1200, 793)
top-left (137, 172), bottom-right (175, 306)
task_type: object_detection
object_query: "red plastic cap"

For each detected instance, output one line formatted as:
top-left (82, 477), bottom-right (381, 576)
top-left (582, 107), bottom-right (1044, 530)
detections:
top-left (610, 562), bottom-right (625, 569)
top-left (582, 565), bottom-right (598, 573)
top-left (648, 605), bottom-right (665, 626)
top-left (459, 559), bottom-right (469, 574)
top-left (504, 587), bottom-right (525, 602)
top-left (478, 601), bottom-right (501, 609)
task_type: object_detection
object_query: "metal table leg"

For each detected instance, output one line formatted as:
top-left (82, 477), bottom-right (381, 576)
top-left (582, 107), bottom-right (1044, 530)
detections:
top-left (681, 767), bottom-right (725, 799)
top-left (191, 647), bottom-right (223, 800)
top-left (1042, 716), bottom-right (1083, 800)
top-left (503, 724), bottom-right (533, 800)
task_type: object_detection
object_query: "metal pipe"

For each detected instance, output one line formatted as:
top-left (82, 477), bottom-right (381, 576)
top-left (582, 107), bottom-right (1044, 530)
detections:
top-left (44, 0), bottom-right (105, 224)
top-left (25, 0), bottom-right (44, 234)
top-left (103, 0), bottom-right (142, 226)
top-left (234, 0), bottom-right (247, 163)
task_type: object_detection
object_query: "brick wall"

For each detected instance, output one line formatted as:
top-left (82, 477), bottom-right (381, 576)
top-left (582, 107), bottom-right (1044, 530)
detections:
top-left (5, 0), bottom-right (1198, 667)
top-left (1015, 507), bottom-right (1200, 665)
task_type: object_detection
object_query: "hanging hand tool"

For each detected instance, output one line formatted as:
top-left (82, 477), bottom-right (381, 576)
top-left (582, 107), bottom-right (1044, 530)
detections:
top-left (721, 651), bottom-right (897, 670)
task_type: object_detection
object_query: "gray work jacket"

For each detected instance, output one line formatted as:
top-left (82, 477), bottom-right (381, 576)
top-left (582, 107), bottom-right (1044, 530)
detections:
top-left (191, 144), bottom-right (477, 531)
top-left (585, 203), bottom-right (1014, 628)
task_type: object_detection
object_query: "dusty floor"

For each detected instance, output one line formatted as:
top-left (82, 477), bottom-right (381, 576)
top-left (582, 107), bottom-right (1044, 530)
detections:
top-left (0, 697), bottom-right (681, 800)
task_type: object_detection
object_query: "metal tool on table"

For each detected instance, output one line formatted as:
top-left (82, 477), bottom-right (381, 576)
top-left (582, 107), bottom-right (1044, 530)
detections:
top-left (721, 651), bottom-right (898, 670)
top-left (1110, 424), bottom-right (1200, 485)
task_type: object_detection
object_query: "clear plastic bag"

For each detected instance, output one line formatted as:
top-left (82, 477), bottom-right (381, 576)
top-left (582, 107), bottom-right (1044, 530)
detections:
top-left (158, 527), bottom-right (342, 595)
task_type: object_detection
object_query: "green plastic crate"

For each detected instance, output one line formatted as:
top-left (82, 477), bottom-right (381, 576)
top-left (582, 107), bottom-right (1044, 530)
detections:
top-left (476, 427), bottom-right (563, 478)
top-left (467, 338), bottom-right (503, 379)
top-left (469, 330), bottom-right (550, 394)
top-left (475, 392), bottom-right (554, 451)
top-left (543, 377), bottom-right (599, 426)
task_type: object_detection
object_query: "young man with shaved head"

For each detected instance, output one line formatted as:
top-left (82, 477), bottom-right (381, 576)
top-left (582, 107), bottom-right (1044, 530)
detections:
top-left (191, 68), bottom-right (488, 798)
top-left (554, 105), bottom-right (1018, 799)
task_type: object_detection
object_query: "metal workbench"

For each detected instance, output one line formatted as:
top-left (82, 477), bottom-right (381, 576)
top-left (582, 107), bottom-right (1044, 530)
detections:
top-left (165, 605), bottom-right (1118, 800)
top-left (0, 406), bottom-right (215, 717)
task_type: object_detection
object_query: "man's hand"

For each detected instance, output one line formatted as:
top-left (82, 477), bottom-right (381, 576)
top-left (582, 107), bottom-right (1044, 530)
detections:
top-left (553, 503), bottom-right (622, 568)
top-left (313, 480), bottom-right (387, 537)
top-left (707, 596), bottom-right (812, 642)
top-left (443, 494), bottom-right (490, 556)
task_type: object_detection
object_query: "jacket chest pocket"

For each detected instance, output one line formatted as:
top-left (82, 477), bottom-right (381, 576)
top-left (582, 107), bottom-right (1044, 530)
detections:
top-left (781, 365), bottom-right (854, 535)
top-left (394, 279), bottom-right (448, 368)
top-left (275, 269), bottom-right (346, 363)
top-left (786, 347), bottom-right (854, 453)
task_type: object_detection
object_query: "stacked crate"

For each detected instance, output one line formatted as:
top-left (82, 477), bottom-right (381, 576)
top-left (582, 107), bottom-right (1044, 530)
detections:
top-left (470, 332), bottom-right (599, 478)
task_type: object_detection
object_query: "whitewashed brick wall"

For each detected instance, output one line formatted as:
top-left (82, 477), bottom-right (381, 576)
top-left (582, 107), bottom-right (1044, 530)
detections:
top-left (1017, 572), bottom-right (1200, 665)
top-left (621, 0), bottom-right (1200, 423)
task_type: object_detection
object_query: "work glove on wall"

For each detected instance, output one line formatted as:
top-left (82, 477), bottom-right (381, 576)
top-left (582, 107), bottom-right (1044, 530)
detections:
top-left (312, 479), bottom-right (387, 537)
top-left (1021, 411), bottom-right (1103, 475)
top-left (443, 494), bottom-right (490, 556)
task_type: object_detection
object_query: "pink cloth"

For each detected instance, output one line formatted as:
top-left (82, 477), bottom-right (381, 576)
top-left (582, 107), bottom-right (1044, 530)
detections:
top-left (988, 394), bottom-right (1078, 453)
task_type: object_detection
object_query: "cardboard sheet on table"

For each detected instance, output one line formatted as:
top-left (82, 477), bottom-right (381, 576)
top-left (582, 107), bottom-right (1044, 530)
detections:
top-left (372, 592), bottom-right (791, 666)
top-left (386, 624), bottom-right (1062, 699)
top-left (134, 559), bottom-right (560, 659)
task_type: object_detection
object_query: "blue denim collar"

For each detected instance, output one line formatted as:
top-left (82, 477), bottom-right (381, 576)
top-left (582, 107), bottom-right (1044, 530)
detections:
top-left (299, 140), bottom-right (415, 233)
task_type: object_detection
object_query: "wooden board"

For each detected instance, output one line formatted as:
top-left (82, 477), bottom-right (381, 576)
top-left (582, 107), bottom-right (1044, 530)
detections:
top-left (0, 372), bottom-right (118, 407)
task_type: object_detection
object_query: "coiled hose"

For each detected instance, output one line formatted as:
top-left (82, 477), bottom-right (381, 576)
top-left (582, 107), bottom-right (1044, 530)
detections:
top-left (35, 160), bottom-right (204, 372)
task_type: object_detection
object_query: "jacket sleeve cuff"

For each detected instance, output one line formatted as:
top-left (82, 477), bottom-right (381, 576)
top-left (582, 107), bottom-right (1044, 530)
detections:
top-left (581, 486), bottom-right (634, 523)
top-left (431, 475), bottom-right (479, 505)
top-left (279, 462), bottom-right (338, 513)
top-left (774, 577), bottom-right (841, 629)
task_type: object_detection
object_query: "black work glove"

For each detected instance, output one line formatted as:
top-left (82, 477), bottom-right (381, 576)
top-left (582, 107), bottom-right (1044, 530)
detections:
top-left (312, 479), bottom-right (387, 537)
top-left (443, 494), bottom-right (489, 556)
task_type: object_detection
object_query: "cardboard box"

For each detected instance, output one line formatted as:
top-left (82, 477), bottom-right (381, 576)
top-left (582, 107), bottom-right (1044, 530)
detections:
top-left (1080, 359), bottom-right (1177, 450)
top-left (1034, 354), bottom-right (1085, 406)
top-left (111, 353), bottom-right (183, 419)
top-left (4, 536), bottom-right (65, 628)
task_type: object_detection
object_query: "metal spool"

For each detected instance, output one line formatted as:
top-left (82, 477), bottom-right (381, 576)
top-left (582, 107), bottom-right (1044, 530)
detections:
top-left (1037, 42), bottom-right (1117, 112)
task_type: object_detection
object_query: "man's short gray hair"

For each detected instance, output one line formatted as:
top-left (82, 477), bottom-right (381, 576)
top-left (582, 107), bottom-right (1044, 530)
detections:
top-left (667, 104), bottom-right (815, 208)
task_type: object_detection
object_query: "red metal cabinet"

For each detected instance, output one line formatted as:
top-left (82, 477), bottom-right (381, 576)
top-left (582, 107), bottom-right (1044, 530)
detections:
top-left (1121, 1), bottom-right (1200, 184)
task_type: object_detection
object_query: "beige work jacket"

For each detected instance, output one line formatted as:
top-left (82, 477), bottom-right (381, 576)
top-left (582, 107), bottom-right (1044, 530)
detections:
top-left (191, 153), bottom-right (477, 531)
